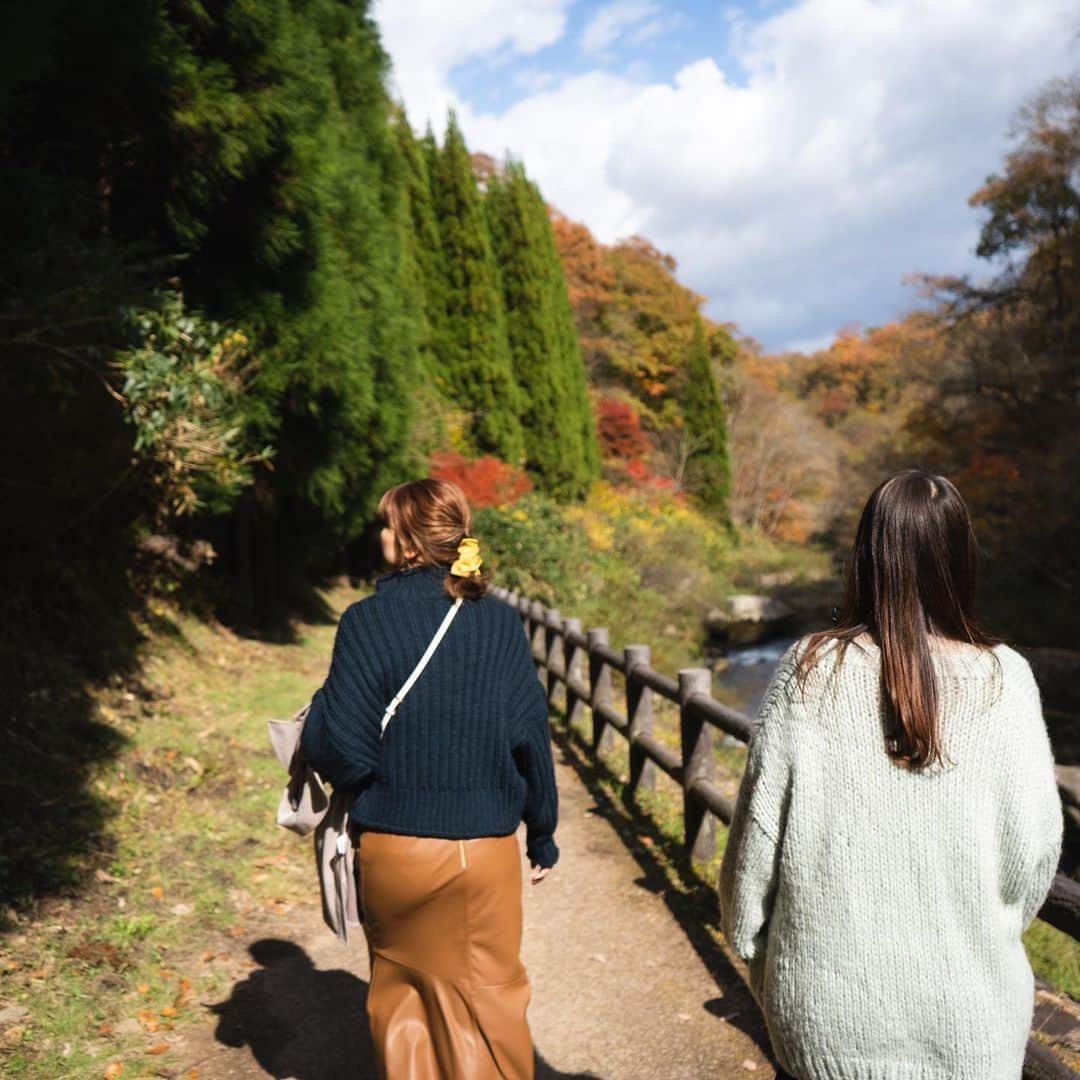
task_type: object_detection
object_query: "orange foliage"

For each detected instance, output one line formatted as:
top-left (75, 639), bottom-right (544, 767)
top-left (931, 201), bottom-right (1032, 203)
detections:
top-left (551, 211), bottom-right (709, 426)
top-left (429, 451), bottom-right (533, 508)
top-left (798, 317), bottom-right (939, 426)
top-left (550, 211), bottom-right (615, 318)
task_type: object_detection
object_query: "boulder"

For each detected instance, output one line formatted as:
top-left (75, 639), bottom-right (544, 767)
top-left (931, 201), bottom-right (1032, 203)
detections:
top-left (706, 594), bottom-right (796, 647)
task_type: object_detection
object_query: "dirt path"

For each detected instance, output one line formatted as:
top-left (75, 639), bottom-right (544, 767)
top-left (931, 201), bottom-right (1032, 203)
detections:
top-left (174, 746), bottom-right (774, 1079)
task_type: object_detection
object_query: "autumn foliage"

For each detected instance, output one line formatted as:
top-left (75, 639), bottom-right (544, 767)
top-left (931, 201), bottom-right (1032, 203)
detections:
top-left (429, 451), bottom-right (533, 508)
top-left (553, 214), bottom-right (732, 515)
top-left (595, 397), bottom-right (651, 460)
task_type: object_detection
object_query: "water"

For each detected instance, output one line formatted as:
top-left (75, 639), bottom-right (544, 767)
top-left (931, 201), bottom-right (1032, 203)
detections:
top-left (712, 636), bottom-right (798, 718)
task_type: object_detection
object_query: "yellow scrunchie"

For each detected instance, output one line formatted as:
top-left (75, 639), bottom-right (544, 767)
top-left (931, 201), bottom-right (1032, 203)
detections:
top-left (450, 537), bottom-right (483, 578)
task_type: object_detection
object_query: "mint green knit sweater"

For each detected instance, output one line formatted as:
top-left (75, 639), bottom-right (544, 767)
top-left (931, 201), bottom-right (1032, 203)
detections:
top-left (719, 639), bottom-right (1062, 1080)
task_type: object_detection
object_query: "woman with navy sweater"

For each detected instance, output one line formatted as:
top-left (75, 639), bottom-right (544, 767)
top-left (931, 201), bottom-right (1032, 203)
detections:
top-left (300, 477), bottom-right (558, 1080)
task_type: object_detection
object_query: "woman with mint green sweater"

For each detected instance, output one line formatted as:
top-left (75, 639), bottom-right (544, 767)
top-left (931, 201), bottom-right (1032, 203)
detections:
top-left (720, 470), bottom-right (1062, 1080)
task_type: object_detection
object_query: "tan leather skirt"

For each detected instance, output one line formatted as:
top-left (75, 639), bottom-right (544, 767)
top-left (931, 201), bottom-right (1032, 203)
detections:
top-left (358, 831), bottom-right (533, 1080)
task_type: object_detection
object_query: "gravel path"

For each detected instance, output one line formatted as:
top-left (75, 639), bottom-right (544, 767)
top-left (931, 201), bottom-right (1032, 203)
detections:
top-left (177, 739), bottom-right (775, 1079)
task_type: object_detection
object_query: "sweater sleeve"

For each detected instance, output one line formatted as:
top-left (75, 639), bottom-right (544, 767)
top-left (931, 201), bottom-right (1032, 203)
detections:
top-left (300, 603), bottom-right (383, 792)
top-left (506, 614), bottom-right (560, 869)
top-left (999, 655), bottom-right (1064, 930)
top-left (719, 647), bottom-right (798, 997)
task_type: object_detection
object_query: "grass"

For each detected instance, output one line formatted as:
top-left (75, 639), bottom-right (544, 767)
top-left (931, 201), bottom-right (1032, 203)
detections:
top-left (0, 583), bottom-right (365, 1079)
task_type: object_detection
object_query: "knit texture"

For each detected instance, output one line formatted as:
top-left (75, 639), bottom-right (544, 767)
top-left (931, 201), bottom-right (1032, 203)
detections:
top-left (300, 566), bottom-right (559, 868)
top-left (719, 638), bottom-right (1062, 1080)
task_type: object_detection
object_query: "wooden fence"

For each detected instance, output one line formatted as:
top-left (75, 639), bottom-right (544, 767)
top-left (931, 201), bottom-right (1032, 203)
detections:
top-left (493, 585), bottom-right (1080, 1080)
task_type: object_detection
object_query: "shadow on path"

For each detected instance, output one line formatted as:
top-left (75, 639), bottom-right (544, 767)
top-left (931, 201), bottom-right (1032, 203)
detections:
top-left (210, 940), bottom-right (603, 1079)
top-left (547, 721), bottom-right (776, 1065)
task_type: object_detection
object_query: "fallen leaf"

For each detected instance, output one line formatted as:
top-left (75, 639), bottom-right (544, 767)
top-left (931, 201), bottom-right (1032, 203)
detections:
top-left (183, 1069), bottom-right (201, 1079)
top-left (0, 1005), bottom-right (30, 1025)
top-left (741, 1062), bottom-right (758, 1072)
top-left (150, 886), bottom-right (164, 900)
top-left (29, 968), bottom-right (49, 979)
top-left (136, 1009), bottom-right (158, 1033)
top-left (146, 1043), bottom-right (170, 1055)
top-left (200, 951), bottom-right (215, 963)
top-left (68, 941), bottom-right (125, 970)
top-left (136, 983), bottom-right (150, 994)
top-left (104, 1063), bottom-right (124, 1079)
top-left (2, 1025), bottom-right (25, 1045)
top-left (97, 1023), bottom-right (113, 1037)
top-left (173, 978), bottom-right (193, 1008)
top-left (229, 926), bottom-right (247, 937)
top-left (95, 869), bottom-right (122, 885)
top-left (159, 1007), bottom-right (177, 1018)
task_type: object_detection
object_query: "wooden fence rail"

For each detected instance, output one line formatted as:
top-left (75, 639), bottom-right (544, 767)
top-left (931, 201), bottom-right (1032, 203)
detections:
top-left (493, 585), bottom-right (1080, 1080)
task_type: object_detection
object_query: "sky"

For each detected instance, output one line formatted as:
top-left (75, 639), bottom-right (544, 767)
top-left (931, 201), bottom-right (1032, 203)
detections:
top-left (372, 0), bottom-right (1077, 352)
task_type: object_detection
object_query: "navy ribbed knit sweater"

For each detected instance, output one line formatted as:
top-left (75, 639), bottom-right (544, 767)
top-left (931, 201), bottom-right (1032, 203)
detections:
top-left (300, 565), bottom-right (559, 868)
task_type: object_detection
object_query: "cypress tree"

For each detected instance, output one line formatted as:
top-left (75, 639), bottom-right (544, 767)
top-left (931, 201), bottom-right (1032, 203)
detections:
top-left (429, 112), bottom-right (524, 461)
top-left (486, 161), bottom-right (599, 498)
top-left (4, 0), bottom-right (423, 608)
top-left (681, 316), bottom-right (731, 519)
top-left (163, 0), bottom-right (422, 567)
top-left (393, 110), bottom-right (447, 380)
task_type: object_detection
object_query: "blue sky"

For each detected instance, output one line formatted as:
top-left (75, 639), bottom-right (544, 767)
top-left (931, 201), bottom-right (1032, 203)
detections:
top-left (375, 0), bottom-right (1077, 352)
top-left (451, 3), bottom-right (749, 112)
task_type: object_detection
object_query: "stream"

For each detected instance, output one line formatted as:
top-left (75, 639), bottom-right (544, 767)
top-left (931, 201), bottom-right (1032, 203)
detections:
top-left (711, 636), bottom-right (798, 718)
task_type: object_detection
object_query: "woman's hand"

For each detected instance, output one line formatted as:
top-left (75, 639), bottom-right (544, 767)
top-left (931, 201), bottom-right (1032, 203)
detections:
top-left (530, 864), bottom-right (552, 885)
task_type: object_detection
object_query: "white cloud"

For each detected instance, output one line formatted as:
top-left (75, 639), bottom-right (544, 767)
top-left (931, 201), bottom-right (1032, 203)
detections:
top-left (376, 0), bottom-right (1078, 349)
top-left (628, 15), bottom-right (680, 48)
top-left (580, 0), bottom-right (661, 54)
top-left (513, 67), bottom-right (559, 94)
top-left (373, 0), bottom-right (571, 129)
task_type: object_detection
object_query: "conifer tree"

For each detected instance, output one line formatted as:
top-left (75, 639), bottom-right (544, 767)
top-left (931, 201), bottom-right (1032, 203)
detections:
top-left (681, 316), bottom-right (731, 519)
top-left (166, 0), bottom-right (421, 552)
top-left (2, 0), bottom-right (423, 614)
top-left (394, 111), bottom-right (447, 379)
top-left (429, 113), bottom-right (524, 461)
top-left (486, 162), bottom-right (599, 498)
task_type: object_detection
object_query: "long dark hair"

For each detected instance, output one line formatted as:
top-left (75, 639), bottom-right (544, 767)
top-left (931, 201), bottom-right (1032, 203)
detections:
top-left (798, 470), bottom-right (998, 768)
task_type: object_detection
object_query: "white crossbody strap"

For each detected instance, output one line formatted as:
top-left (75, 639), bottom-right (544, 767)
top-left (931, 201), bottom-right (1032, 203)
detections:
top-left (380, 598), bottom-right (463, 738)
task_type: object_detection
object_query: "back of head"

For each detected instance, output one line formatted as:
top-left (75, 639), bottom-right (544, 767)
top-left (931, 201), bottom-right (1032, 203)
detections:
top-left (801, 469), bottom-right (997, 767)
top-left (377, 478), bottom-right (487, 601)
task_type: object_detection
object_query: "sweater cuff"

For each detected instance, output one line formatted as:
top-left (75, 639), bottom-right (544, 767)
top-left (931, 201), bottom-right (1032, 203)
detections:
top-left (527, 834), bottom-right (559, 869)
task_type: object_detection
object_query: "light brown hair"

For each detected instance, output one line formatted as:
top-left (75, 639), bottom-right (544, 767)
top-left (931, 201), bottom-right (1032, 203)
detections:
top-left (377, 478), bottom-right (487, 601)
top-left (798, 469), bottom-right (998, 768)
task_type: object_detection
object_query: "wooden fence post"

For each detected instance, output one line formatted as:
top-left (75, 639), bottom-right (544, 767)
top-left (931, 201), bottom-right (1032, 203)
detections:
top-left (508, 590), bottom-right (523, 627)
top-left (545, 609), bottom-right (562, 707)
top-left (587, 628), bottom-right (613, 752)
top-left (530, 600), bottom-right (546, 678)
top-left (625, 644), bottom-right (655, 793)
top-left (679, 667), bottom-right (717, 861)
top-left (564, 617), bottom-right (585, 727)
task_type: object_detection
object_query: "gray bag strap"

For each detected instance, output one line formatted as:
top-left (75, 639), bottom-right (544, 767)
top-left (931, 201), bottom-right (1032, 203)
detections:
top-left (380, 597), bottom-right (463, 738)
